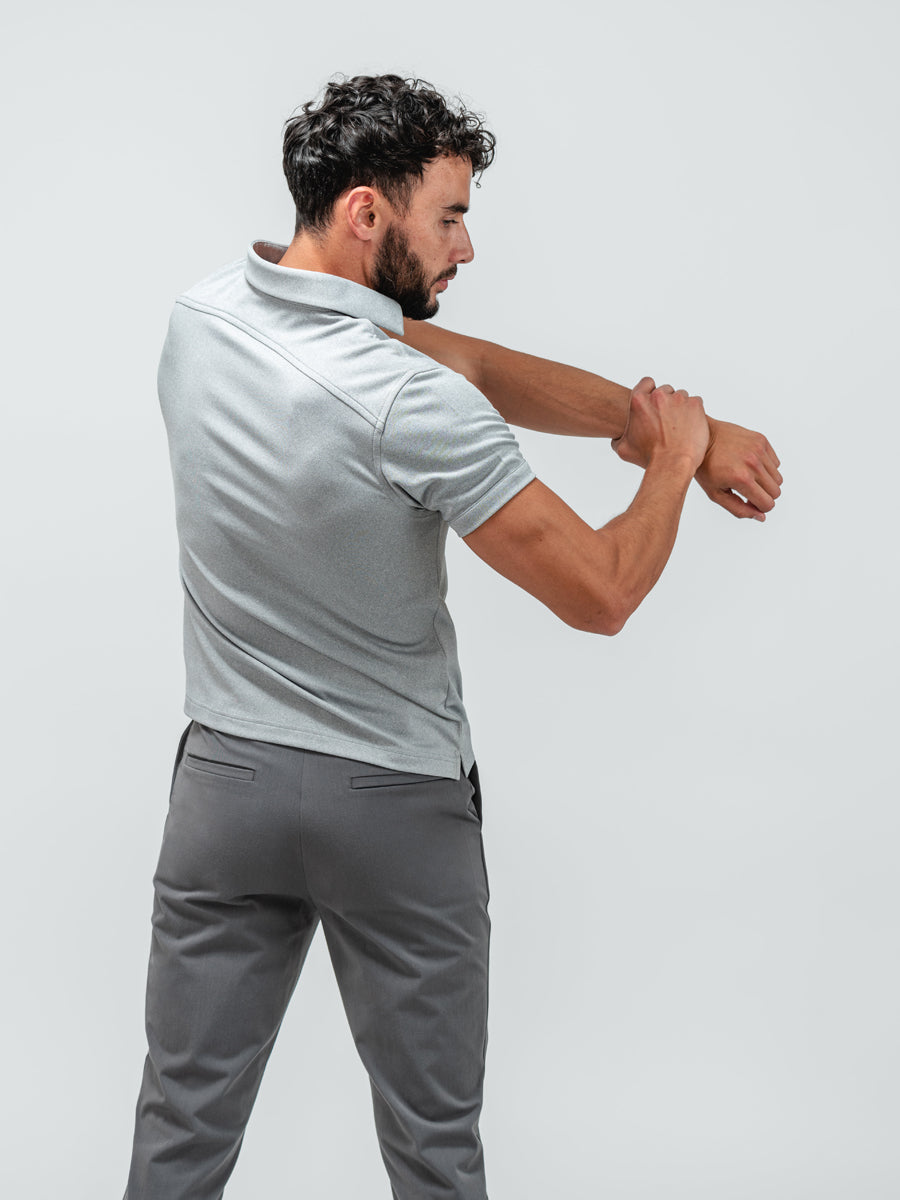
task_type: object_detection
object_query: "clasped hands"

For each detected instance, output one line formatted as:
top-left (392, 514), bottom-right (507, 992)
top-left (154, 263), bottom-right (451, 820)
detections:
top-left (612, 377), bottom-right (783, 521)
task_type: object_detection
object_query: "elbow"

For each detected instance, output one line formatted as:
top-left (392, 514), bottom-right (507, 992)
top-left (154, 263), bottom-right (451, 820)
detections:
top-left (562, 590), bottom-right (632, 637)
top-left (570, 538), bottom-right (639, 635)
top-left (583, 608), bottom-right (629, 637)
top-left (596, 609), bottom-right (629, 637)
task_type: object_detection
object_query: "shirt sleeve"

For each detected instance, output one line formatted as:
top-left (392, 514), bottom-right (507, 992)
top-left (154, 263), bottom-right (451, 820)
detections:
top-left (378, 365), bottom-right (536, 537)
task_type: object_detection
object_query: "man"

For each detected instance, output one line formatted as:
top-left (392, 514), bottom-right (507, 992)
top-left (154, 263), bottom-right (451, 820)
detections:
top-left (124, 74), bottom-right (781, 1199)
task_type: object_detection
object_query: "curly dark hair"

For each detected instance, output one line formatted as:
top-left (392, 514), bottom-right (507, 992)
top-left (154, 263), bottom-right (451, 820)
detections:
top-left (282, 74), bottom-right (496, 235)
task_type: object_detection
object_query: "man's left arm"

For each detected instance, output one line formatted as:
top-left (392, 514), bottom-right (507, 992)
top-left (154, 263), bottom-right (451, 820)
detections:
top-left (391, 319), bottom-right (783, 522)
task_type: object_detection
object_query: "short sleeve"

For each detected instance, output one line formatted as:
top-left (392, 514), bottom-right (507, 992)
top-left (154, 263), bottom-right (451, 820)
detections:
top-left (378, 366), bottom-right (536, 537)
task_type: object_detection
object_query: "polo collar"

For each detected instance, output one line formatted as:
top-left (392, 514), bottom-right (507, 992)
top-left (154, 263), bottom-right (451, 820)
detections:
top-left (245, 240), bottom-right (405, 335)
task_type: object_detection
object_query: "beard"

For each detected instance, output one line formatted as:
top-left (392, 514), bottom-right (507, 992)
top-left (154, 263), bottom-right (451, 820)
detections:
top-left (371, 223), bottom-right (443, 321)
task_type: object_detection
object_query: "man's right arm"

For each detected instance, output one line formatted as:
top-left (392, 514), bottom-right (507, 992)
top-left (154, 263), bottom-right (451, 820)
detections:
top-left (463, 378), bottom-right (708, 635)
top-left (393, 319), bottom-right (782, 522)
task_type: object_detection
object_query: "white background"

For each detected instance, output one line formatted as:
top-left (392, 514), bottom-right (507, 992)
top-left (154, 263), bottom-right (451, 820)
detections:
top-left (3, 1), bottom-right (898, 1196)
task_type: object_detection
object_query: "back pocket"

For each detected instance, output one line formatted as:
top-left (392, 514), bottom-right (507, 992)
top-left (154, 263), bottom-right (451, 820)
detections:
top-left (185, 754), bottom-right (256, 782)
top-left (351, 771), bottom-right (442, 790)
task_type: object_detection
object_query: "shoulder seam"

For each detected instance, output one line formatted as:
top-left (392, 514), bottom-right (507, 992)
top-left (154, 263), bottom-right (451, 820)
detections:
top-left (174, 295), bottom-right (380, 427)
top-left (372, 367), bottom-right (444, 515)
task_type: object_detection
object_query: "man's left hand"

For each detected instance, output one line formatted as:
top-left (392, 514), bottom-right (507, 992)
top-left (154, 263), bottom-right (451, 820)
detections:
top-left (695, 417), bottom-right (783, 521)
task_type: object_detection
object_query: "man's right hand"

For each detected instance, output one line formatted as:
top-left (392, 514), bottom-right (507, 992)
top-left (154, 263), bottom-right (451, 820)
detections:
top-left (465, 377), bottom-right (713, 636)
top-left (611, 377), bottom-right (709, 474)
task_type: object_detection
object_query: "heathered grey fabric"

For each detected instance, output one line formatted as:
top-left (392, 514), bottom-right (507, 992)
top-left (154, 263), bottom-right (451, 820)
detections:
top-left (158, 241), bottom-right (535, 778)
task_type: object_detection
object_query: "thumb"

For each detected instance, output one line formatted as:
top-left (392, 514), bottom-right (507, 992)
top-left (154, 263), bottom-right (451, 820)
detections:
top-left (633, 376), bottom-right (656, 397)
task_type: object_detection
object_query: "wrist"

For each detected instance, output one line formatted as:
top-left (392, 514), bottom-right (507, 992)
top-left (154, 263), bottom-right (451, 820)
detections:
top-left (702, 415), bottom-right (720, 463)
top-left (645, 447), bottom-right (701, 478)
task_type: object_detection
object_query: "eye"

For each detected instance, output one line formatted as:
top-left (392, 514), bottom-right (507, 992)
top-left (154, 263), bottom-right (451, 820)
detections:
top-left (442, 218), bottom-right (458, 226)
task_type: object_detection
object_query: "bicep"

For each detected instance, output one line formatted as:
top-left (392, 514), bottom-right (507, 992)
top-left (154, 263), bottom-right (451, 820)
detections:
top-left (386, 320), bottom-right (485, 388)
top-left (462, 478), bottom-right (618, 633)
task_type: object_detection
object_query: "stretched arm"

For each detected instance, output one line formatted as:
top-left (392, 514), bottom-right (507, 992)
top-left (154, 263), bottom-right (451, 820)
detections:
top-left (392, 320), bottom-right (783, 521)
top-left (393, 318), bottom-right (631, 437)
top-left (464, 379), bottom-right (708, 635)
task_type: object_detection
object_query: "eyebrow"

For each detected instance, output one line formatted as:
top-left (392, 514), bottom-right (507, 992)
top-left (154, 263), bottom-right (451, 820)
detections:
top-left (442, 203), bottom-right (469, 214)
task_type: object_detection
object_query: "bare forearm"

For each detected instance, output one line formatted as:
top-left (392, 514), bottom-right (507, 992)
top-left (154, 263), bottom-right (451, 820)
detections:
top-left (395, 320), bottom-right (631, 437)
top-left (465, 459), bottom-right (697, 637)
top-left (477, 339), bottom-right (631, 437)
top-left (396, 319), bottom-right (783, 520)
top-left (592, 455), bottom-right (695, 631)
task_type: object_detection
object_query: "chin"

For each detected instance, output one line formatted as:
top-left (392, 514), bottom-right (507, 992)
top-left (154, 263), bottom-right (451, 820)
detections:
top-left (401, 297), bottom-right (440, 321)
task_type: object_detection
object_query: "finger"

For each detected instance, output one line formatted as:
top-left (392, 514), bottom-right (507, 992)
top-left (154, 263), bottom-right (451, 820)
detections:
top-left (757, 461), bottom-right (783, 499)
top-left (713, 488), bottom-right (767, 521)
top-left (723, 461), bottom-right (779, 511)
top-left (653, 384), bottom-right (675, 395)
top-left (725, 445), bottom-right (783, 510)
top-left (746, 453), bottom-right (784, 507)
top-left (762, 437), bottom-right (781, 472)
top-left (741, 478), bottom-right (778, 512)
top-left (749, 434), bottom-right (782, 477)
top-left (633, 376), bottom-right (656, 396)
top-left (765, 462), bottom-right (784, 488)
top-left (762, 444), bottom-right (783, 481)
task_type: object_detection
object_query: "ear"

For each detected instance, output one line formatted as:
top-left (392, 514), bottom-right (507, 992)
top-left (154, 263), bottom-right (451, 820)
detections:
top-left (344, 185), bottom-right (383, 243)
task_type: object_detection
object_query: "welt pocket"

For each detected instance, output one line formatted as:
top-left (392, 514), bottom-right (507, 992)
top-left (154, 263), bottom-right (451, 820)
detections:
top-left (185, 754), bottom-right (256, 782)
top-left (350, 771), bottom-right (442, 790)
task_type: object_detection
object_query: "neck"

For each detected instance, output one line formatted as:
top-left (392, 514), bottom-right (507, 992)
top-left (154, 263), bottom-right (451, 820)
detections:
top-left (277, 231), bottom-right (367, 287)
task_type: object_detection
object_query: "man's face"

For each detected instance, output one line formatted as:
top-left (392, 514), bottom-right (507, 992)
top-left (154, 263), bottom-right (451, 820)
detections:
top-left (370, 155), bottom-right (475, 320)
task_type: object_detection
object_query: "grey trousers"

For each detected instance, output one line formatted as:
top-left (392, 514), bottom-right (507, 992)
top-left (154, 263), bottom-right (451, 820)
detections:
top-left (124, 722), bottom-right (491, 1200)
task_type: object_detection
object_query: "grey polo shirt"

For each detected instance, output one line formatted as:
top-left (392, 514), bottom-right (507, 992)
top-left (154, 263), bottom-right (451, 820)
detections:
top-left (158, 240), bottom-right (535, 778)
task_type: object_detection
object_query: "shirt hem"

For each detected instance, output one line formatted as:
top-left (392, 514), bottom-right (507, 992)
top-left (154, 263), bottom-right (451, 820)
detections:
top-left (183, 698), bottom-right (465, 780)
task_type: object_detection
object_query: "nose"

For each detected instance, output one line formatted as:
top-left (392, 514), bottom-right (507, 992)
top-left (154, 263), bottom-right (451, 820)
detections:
top-left (454, 222), bottom-right (475, 265)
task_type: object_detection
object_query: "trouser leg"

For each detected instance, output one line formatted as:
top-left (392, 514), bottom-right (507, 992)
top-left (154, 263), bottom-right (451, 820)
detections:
top-left (125, 723), bottom-right (319, 1200)
top-left (302, 755), bottom-right (491, 1200)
